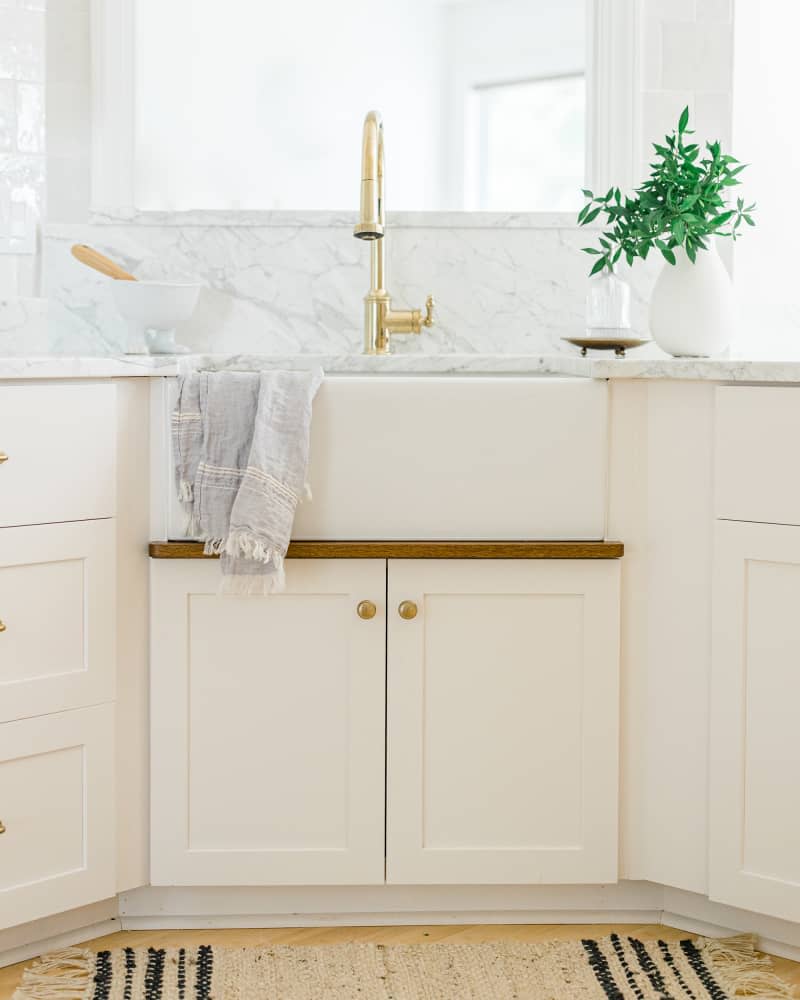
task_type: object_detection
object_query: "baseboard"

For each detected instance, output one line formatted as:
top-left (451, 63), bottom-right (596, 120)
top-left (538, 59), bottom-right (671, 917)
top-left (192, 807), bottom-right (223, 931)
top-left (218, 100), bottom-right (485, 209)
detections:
top-left (0, 918), bottom-right (119, 969)
top-left (119, 881), bottom-right (664, 922)
top-left (120, 908), bottom-right (664, 930)
top-left (6, 883), bottom-right (800, 968)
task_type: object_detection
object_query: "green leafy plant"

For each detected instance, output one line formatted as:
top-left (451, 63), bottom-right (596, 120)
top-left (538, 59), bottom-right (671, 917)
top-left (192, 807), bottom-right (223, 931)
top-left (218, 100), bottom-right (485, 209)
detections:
top-left (578, 106), bottom-right (755, 276)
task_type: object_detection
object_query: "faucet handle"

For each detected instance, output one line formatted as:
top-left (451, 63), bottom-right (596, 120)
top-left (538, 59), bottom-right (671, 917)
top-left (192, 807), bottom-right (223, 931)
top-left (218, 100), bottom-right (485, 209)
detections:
top-left (423, 295), bottom-right (435, 328)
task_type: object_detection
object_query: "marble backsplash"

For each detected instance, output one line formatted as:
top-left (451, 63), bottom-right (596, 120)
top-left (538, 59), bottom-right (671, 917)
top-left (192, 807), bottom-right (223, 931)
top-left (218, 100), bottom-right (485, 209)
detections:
top-left (9, 214), bottom-right (659, 356)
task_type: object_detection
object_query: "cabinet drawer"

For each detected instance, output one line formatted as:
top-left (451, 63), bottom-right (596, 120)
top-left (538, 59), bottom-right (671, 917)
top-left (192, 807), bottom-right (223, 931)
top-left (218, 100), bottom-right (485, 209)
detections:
top-left (715, 386), bottom-right (800, 525)
top-left (0, 704), bottom-right (115, 929)
top-left (0, 520), bottom-right (115, 722)
top-left (0, 382), bottom-right (116, 527)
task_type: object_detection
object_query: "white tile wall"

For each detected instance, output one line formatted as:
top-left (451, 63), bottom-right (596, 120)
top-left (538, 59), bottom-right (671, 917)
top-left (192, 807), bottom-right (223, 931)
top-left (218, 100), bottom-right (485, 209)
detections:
top-left (45, 0), bottom-right (89, 223)
top-left (0, 0), bottom-right (45, 294)
top-left (639, 0), bottom-right (733, 175)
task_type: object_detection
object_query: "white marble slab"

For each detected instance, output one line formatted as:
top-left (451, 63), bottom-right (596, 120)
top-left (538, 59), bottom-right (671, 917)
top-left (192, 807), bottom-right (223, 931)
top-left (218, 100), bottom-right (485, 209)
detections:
top-left (6, 351), bottom-right (800, 383)
top-left (0, 354), bottom-right (177, 380)
top-left (37, 221), bottom-right (659, 358)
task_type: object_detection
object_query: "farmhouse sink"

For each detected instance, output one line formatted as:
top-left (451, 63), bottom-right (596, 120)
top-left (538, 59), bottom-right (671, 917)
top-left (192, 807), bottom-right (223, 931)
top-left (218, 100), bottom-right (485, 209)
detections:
top-left (159, 375), bottom-right (608, 541)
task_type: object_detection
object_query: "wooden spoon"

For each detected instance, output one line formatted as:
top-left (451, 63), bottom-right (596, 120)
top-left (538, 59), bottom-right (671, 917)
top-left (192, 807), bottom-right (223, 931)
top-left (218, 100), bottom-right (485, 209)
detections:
top-left (71, 244), bottom-right (137, 281)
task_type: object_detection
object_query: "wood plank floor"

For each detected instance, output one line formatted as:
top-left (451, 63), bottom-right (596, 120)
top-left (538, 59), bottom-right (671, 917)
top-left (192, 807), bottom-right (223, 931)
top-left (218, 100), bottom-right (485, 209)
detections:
top-left (2, 923), bottom-right (799, 997)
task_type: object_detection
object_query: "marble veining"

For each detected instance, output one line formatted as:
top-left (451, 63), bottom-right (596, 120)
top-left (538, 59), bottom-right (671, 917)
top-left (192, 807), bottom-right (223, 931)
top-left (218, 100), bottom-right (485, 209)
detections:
top-left (36, 221), bottom-right (659, 358)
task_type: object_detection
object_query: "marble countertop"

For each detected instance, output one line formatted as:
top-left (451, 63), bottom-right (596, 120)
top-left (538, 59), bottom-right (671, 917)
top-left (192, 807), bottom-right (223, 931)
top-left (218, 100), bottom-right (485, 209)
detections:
top-left (5, 351), bottom-right (800, 382)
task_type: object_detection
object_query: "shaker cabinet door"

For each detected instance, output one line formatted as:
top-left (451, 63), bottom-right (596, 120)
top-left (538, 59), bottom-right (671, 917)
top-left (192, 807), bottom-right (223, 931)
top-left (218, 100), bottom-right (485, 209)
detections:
top-left (0, 704), bottom-right (116, 929)
top-left (150, 558), bottom-right (386, 886)
top-left (710, 520), bottom-right (800, 923)
top-left (386, 559), bottom-right (620, 885)
top-left (0, 520), bottom-right (116, 722)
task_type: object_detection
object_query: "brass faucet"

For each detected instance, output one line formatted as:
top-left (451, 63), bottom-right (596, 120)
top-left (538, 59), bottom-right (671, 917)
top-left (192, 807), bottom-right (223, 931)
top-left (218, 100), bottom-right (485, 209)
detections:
top-left (354, 110), bottom-right (435, 355)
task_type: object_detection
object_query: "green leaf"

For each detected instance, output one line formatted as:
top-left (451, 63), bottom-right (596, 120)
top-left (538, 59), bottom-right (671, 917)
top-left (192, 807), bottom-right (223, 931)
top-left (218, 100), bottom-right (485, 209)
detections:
top-left (583, 206), bottom-right (602, 224)
top-left (743, 214), bottom-right (756, 226)
top-left (581, 247), bottom-right (602, 255)
top-left (581, 188), bottom-right (594, 198)
top-left (661, 247), bottom-right (677, 265)
top-left (589, 257), bottom-right (607, 276)
top-left (678, 106), bottom-right (690, 133)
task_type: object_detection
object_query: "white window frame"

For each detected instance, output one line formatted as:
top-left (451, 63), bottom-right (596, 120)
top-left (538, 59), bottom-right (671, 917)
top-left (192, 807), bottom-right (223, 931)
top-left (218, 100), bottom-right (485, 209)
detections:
top-left (90, 0), bottom-right (641, 222)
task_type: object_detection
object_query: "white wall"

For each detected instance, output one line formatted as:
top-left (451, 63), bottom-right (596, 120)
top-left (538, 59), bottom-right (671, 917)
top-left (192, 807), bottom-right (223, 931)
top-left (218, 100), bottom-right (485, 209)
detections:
top-left (0, 0), bottom-right (45, 298)
top-left (46, 0), bottom-right (90, 224)
top-left (731, 3), bottom-right (800, 355)
top-left (639, 0), bottom-right (733, 178)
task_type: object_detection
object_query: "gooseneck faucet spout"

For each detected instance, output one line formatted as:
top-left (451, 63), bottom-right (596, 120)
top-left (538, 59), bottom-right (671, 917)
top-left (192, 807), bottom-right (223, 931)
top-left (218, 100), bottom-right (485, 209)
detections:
top-left (354, 110), bottom-right (434, 355)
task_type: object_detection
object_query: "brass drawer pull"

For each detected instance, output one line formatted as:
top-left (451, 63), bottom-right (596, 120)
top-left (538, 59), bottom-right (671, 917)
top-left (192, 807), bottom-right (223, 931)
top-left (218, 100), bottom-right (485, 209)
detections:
top-left (0, 621), bottom-right (6, 633)
top-left (357, 600), bottom-right (377, 620)
top-left (0, 821), bottom-right (6, 834)
top-left (0, 452), bottom-right (7, 464)
top-left (398, 600), bottom-right (418, 620)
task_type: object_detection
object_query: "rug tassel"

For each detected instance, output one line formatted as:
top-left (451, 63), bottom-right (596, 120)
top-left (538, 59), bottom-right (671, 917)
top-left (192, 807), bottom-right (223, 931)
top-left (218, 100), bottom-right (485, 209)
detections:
top-left (12, 948), bottom-right (92, 1000)
top-left (698, 934), bottom-right (796, 999)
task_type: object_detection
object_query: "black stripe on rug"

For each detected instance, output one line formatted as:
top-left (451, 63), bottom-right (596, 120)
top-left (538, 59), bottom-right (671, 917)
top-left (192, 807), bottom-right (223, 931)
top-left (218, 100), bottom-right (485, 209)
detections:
top-left (177, 947), bottom-right (187, 1000)
top-left (195, 944), bottom-right (214, 1000)
top-left (582, 938), bottom-right (625, 999)
top-left (144, 947), bottom-right (166, 1000)
top-left (93, 950), bottom-right (113, 1000)
top-left (123, 946), bottom-right (137, 1000)
top-left (627, 936), bottom-right (677, 1000)
top-left (679, 940), bottom-right (728, 1000)
top-left (609, 933), bottom-right (647, 999)
top-left (658, 939), bottom-right (699, 999)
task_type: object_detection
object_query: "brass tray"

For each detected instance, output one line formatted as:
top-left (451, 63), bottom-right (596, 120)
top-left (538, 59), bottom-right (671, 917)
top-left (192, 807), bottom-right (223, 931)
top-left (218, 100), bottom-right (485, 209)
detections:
top-left (562, 336), bottom-right (650, 357)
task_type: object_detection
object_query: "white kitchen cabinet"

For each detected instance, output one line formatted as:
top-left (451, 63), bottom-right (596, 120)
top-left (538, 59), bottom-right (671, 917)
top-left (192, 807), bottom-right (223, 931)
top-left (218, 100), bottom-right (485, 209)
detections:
top-left (0, 704), bottom-right (116, 929)
top-left (0, 383), bottom-right (116, 528)
top-left (710, 520), bottom-right (800, 923)
top-left (150, 558), bottom-right (387, 886)
top-left (0, 520), bottom-right (116, 723)
top-left (386, 559), bottom-right (621, 885)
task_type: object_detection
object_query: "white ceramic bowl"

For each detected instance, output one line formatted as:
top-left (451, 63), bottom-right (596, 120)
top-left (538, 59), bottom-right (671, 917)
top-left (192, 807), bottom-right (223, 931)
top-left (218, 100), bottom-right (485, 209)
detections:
top-left (111, 280), bottom-right (202, 354)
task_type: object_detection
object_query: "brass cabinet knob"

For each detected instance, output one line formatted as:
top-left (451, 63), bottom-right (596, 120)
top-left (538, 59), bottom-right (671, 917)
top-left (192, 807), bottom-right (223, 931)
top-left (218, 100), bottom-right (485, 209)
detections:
top-left (0, 621), bottom-right (6, 633)
top-left (398, 600), bottom-right (418, 620)
top-left (0, 820), bottom-right (5, 834)
top-left (357, 600), bottom-right (377, 620)
top-left (0, 452), bottom-right (7, 464)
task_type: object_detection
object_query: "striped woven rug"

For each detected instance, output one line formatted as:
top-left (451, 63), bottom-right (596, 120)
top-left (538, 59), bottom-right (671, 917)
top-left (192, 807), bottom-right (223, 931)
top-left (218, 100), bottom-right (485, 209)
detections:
top-left (12, 934), bottom-right (794, 999)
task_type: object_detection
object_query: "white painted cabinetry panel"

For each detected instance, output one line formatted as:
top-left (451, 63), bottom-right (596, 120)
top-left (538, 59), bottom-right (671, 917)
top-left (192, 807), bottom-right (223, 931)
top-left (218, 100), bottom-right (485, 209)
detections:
top-left (0, 520), bottom-right (116, 722)
top-left (150, 559), bottom-right (387, 886)
top-left (711, 520), bottom-right (800, 923)
top-left (386, 559), bottom-right (620, 885)
top-left (715, 386), bottom-right (800, 525)
top-left (0, 383), bottom-right (116, 527)
top-left (0, 704), bottom-right (116, 929)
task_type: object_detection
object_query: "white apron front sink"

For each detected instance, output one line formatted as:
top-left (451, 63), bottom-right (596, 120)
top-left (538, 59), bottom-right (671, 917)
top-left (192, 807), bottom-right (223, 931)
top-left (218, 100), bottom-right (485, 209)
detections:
top-left (160, 375), bottom-right (608, 541)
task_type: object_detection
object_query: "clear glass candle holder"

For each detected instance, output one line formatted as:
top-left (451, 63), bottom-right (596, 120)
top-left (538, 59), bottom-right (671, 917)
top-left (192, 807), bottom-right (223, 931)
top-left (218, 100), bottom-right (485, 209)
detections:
top-left (585, 267), bottom-right (631, 337)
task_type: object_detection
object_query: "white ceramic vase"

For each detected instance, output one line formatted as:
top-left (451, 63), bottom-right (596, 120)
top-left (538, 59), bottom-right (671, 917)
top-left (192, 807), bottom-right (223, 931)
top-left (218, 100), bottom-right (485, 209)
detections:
top-left (649, 242), bottom-right (735, 357)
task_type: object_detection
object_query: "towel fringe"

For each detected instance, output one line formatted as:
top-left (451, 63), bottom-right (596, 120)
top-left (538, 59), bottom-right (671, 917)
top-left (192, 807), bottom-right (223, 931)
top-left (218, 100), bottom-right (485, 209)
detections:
top-left (223, 530), bottom-right (280, 565)
top-left (697, 934), bottom-right (796, 999)
top-left (219, 558), bottom-right (286, 596)
top-left (12, 948), bottom-right (92, 1000)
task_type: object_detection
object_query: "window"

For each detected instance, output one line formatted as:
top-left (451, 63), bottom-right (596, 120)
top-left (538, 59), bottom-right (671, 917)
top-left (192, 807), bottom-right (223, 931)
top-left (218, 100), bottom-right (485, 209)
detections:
top-left (474, 74), bottom-right (585, 212)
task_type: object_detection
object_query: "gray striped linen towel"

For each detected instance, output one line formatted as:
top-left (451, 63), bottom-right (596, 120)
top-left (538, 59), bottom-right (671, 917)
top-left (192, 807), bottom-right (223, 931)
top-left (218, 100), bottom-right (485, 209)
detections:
top-left (172, 368), bottom-right (323, 594)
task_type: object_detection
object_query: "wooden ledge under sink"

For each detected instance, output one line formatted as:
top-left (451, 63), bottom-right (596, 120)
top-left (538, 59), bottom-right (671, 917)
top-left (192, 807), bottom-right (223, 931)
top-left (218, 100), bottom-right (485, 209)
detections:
top-left (148, 540), bottom-right (624, 560)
